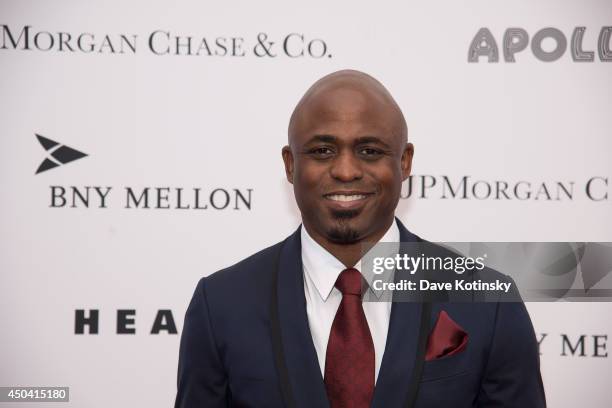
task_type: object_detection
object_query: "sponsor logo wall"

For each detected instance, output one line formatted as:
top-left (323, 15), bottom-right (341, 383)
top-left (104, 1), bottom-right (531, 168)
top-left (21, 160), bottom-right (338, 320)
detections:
top-left (1, 1), bottom-right (610, 407)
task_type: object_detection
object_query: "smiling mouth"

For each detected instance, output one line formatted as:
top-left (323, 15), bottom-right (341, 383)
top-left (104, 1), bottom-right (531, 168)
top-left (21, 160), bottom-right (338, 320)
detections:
top-left (323, 192), bottom-right (373, 202)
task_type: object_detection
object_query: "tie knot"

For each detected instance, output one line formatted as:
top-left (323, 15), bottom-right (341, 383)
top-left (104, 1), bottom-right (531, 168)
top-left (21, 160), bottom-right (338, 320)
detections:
top-left (335, 268), bottom-right (364, 296)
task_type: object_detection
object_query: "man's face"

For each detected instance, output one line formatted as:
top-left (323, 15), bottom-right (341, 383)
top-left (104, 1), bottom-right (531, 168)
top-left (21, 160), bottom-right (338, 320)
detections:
top-left (283, 86), bottom-right (413, 244)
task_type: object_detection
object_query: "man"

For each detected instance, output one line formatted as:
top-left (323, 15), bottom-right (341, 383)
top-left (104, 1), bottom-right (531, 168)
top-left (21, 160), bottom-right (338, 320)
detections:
top-left (175, 70), bottom-right (546, 407)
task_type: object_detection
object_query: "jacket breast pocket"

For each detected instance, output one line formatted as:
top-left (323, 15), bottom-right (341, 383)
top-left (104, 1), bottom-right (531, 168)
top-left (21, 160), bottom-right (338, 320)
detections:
top-left (420, 345), bottom-right (471, 383)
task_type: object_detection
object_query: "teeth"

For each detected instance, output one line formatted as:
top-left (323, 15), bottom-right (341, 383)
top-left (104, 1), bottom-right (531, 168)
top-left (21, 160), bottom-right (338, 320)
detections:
top-left (327, 194), bottom-right (367, 202)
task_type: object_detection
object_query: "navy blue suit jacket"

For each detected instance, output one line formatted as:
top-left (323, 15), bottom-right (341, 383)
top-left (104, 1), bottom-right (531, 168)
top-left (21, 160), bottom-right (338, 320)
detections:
top-left (175, 220), bottom-right (546, 407)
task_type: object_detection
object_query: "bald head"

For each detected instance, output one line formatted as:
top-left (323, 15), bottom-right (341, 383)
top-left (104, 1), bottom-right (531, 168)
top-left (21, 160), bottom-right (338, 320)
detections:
top-left (288, 70), bottom-right (408, 148)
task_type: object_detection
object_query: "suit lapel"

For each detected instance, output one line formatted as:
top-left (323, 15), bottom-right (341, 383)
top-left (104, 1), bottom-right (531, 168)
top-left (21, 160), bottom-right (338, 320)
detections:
top-left (272, 220), bottom-right (426, 408)
top-left (275, 226), bottom-right (330, 408)
top-left (372, 219), bottom-right (426, 408)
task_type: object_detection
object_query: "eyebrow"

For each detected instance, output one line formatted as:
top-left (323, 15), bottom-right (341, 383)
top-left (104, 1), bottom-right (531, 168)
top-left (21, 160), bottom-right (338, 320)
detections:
top-left (305, 134), bottom-right (392, 149)
top-left (305, 135), bottom-right (337, 144)
top-left (354, 136), bottom-right (392, 149)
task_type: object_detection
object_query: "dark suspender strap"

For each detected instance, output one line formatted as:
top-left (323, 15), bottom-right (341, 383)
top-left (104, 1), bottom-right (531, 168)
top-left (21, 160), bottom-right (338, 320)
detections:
top-left (270, 243), bottom-right (297, 408)
top-left (404, 301), bottom-right (432, 408)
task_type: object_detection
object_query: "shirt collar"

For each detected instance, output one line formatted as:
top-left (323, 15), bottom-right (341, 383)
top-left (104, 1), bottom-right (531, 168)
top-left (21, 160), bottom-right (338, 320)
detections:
top-left (301, 219), bottom-right (400, 301)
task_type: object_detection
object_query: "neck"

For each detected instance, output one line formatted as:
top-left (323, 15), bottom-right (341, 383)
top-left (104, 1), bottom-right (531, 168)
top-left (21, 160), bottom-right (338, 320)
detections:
top-left (303, 217), bottom-right (395, 268)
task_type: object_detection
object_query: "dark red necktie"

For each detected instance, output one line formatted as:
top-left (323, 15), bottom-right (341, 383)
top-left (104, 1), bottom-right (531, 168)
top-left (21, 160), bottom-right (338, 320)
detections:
top-left (324, 268), bottom-right (375, 408)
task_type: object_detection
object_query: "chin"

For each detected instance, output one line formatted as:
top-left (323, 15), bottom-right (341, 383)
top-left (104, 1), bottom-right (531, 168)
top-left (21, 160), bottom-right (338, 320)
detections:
top-left (326, 225), bottom-right (361, 244)
top-left (324, 212), bottom-right (368, 244)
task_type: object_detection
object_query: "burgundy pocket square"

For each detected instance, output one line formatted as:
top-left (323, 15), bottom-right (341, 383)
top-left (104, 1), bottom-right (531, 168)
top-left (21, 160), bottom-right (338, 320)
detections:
top-left (425, 310), bottom-right (468, 361)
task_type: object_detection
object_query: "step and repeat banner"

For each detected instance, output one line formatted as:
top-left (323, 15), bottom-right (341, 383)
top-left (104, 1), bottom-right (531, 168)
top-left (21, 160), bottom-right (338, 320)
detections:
top-left (1, 0), bottom-right (611, 406)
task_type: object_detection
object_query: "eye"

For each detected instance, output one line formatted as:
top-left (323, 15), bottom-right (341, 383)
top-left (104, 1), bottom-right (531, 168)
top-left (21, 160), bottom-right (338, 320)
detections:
top-left (359, 147), bottom-right (383, 157)
top-left (308, 147), bottom-right (335, 158)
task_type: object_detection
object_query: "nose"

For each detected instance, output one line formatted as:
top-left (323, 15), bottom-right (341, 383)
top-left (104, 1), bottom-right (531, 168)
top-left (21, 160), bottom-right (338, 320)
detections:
top-left (329, 150), bottom-right (363, 182)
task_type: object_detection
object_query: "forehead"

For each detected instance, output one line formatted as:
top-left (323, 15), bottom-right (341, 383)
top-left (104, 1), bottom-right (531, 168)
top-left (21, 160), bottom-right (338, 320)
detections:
top-left (292, 86), bottom-right (402, 145)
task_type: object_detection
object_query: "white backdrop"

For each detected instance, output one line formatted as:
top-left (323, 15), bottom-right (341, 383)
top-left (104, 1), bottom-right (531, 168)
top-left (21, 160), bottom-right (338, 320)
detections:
top-left (1, 0), bottom-right (611, 406)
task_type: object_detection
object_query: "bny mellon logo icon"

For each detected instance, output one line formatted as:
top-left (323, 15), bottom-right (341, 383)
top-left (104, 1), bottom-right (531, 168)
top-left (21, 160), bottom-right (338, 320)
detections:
top-left (35, 134), bottom-right (88, 174)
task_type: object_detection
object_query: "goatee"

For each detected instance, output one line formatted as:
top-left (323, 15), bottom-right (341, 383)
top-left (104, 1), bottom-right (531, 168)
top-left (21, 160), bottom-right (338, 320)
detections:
top-left (327, 209), bottom-right (360, 244)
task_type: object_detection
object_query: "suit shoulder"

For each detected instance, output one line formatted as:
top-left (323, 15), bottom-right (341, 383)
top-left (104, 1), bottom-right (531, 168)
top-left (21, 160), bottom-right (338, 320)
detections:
top-left (189, 238), bottom-right (289, 324)
top-left (417, 239), bottom-right (512, 279)
top-left (201, 239), bottom-right (285, 291)
top-left (413, 238), bottom-right (519, 302)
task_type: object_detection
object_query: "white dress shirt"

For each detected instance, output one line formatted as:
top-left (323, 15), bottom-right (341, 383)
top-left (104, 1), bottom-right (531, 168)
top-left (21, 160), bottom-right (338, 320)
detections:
top-left (301, 219), bottom-right (399, 383)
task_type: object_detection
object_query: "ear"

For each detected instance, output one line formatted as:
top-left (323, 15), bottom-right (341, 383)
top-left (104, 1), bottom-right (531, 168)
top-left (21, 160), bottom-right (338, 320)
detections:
top-left (400, 143), bottom-right (414, 181)
top-left (282, 145), bottom-right (294, 184)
